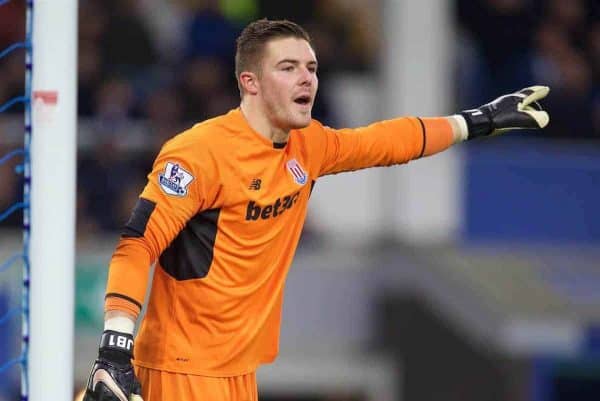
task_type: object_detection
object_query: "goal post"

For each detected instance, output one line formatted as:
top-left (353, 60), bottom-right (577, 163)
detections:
top-left (29, 1), bottom-right (78, 401)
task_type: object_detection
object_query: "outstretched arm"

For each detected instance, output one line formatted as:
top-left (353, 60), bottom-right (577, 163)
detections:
top-left (314, 86), bottom-right (550, 177)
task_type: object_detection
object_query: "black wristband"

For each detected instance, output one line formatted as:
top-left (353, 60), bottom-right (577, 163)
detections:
top-left (99, 330), bottom-right (134, 357)
top-left (460, 109), bottom-right (493, 139)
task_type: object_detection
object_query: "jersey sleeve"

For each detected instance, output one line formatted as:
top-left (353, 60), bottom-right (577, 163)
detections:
top-left (311, 116), bottom-right (453, 177)
top-left (105, 131), bottom-right (222, 317)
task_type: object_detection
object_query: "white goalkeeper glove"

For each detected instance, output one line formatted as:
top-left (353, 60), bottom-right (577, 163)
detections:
top-left (83, 330), bottom-right (144, 401)
top-left (460, 85), bottom-right (550, 139)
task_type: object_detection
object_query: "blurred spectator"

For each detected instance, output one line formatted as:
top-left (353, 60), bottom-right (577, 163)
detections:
top-left (79, 0), bottom-right (108, 44)
top-left (143, 85), bottom-right (187, 146)
top-left (258, 0), bottom-right (317, 25)
top-left (0, 54), bottom-right (26, 114)
top-left (540, 50), bottom-right (595, 138)
top-left (457, 0), bottom-right (537, 100)
top-left (77, 141), bottom-right (146, 232)
top-left (220, 0), bottom-right (259, 26)
top-left (76, 187), bottom-right (100, 238)
top-left (590, 23), bottom-right (600, 135)
top-left (457, 0), bottom-right (599, 138)
top-left (100, 0), bottom-right (158, 79)
top-left (590, 23), bottom-right (600, 79)
top-left (0, 0), bottom-right (26, 114)
top-left (136, 0), bottom-right (187, 62)
top-left (545, 0), bottom-right (589, 46)
top-left (178, 56), bottom-right (237, 122)
top-left (183, 0), bottom-right (240, 66)
top-left (531, 22), bottom-right (571, 89)
top-left (0, 146), bottom-right (22, 228)
top-left (78, 41), bottom-right (103, 117)
top-left (535, 0), bottom-right (598, 138)
top-left (94, 76), bottom-right (137, 121)
top-left (311, 0), bottom-right (374, 73)
top-left (0, 0), bottom-right (25, 49)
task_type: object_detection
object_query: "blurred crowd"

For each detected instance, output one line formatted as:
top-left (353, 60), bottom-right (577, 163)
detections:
top-left (0, 0), bottom-right (598, 234)
top-left (0, 0), bottom-right (372, 234)
top-left (456, 0), bottom-right (600, 138)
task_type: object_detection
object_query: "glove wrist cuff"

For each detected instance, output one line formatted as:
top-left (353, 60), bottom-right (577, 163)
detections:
top-left (460, 109), bottom-right (492, 139)
top-left (99, 330), bottom-right (134, 359)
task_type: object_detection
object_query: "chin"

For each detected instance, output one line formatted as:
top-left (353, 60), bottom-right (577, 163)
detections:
top-left (295, 120), bottom-right (311, 129)
top-left (291, 114), bottom-right (312, 129)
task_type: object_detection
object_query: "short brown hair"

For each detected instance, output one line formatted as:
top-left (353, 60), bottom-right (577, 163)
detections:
top-left (235, 19), bottom-right (312, 94)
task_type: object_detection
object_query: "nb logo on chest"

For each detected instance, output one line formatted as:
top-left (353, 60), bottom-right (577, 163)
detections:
top-left (246, 191), bottom-right (300, 221)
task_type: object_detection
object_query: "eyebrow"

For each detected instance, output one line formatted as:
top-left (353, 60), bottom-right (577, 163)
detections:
top-left (276, 59), bottom-right (318, 68)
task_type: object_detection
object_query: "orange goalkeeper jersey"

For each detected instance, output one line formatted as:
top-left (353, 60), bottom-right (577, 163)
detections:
top-left (105, 108), bottom-right (453, 376)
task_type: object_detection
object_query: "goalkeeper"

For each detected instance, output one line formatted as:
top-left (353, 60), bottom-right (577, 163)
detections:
top-left (84, 18), bottom-right (549, 401)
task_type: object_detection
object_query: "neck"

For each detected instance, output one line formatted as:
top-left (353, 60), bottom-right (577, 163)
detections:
top-left (240, 98), bottom-right (289, 144)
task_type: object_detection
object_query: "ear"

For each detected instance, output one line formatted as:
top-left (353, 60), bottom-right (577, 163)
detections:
top-left (239, 71), bottom-right (259, 96)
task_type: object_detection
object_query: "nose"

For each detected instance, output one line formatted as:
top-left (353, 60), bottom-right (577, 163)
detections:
top-left (299, 66), bottom-right (313, 86)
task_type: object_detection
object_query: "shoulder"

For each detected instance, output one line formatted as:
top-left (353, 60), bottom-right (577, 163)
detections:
top-left (154, 112), bottom-right (241, 180)
top-left (294, 119), bottom-right (334, 148)
top-left (162, 111), bottom-right (238, 154)
top-left (307, 118), bottom-right (328, 131)
top-left (298, 119), bottom-right (328, 138)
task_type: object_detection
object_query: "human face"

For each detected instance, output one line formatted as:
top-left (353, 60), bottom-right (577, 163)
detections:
top-left (256, 37), bottom-right (318, 131)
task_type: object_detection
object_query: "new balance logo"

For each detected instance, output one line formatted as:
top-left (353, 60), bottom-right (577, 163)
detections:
top-left (248, 178), bottom-right (262, 190)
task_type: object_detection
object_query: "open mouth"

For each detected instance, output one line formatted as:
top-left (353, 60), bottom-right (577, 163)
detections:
top-left (294, 95), bottom-right (311, 106)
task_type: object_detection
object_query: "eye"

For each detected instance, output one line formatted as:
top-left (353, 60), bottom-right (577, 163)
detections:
top-left (282, 65), bottom-right (294, 72)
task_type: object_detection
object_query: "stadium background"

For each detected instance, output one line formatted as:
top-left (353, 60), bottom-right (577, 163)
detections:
top-left (0, 0), bottom-right (599, 400)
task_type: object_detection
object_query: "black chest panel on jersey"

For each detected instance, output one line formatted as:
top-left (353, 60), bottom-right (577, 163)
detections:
top-left (159, 208), bottom-right (221, 280)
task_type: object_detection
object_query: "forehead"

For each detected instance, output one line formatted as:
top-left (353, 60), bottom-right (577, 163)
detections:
top-left (262, 37), bottom-right (317, 64)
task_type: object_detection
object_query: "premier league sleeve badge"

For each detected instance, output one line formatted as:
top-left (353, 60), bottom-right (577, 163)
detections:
top-left (158, 162), bottom-right (194, 196)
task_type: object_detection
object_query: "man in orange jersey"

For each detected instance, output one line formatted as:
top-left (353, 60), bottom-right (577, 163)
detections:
top-left (84, 19), bottom-right (550, 401)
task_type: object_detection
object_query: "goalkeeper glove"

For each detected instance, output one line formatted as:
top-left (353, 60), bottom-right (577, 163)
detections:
top-left (460, 85), bottom-right (550, 139)
top-left (83, 330), bottom-right (144, 401)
